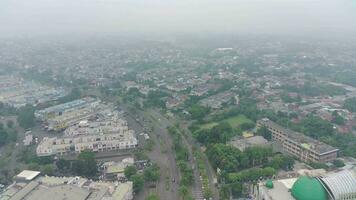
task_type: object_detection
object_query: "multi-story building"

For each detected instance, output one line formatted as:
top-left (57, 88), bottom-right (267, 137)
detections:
top-left (0, 170), bottom-right (133, 200)
top-left (36, 131), bottom-right (137, 156)
top-left (35, 97), bottom-right (98, 121)
top-left (257, 118), bottom-right (338, 163)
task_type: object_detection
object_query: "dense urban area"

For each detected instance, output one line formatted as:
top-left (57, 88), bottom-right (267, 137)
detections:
top-left (0, 35), bottom-right (356, 200)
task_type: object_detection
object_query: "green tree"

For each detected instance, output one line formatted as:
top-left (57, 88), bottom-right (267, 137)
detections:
top-left (344, 97), bottom-right (356, 112)
top-left (332, 111), bottom-right (345, 125)
top-left (333, 159), bottom-right (345, 168)
top-left (56, 159), bottom-right (71, 171)
top-left (130, 174), bottom-right (144, 193)
top-left (73, 151), bottom-right (98, 178)
top-left (6, 120), bottom-right (14, 128)
top-left (146, 194), bottom-right (160, 200)
top-left (41, 164), bottom-right (54, 175)
top-left (144, 164), bottom-right (160, 182)
top-left (189, 104), bottom-right (210, 121)
top-left (0, 129), bottom-right (8, 146)
top-left (257, 126), bottom-right (272, 141)
top-left (17, 104), bottom-right (36, 129)
top-left (124, 166), bottom-right (137, 179)
top-left (179, 185), bottom-right (189, 200)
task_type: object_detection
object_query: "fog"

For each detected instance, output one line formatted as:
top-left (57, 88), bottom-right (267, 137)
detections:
top-left (1, 0), bottom-right (356, 38)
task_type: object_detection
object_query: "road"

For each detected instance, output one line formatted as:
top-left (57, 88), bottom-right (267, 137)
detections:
top-left (120, 105), bottom-right (180, 200)
top-left (147, 109), bottom-right (219, 200)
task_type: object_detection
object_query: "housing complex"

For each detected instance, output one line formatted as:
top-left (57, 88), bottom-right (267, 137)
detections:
top-left (257, 118), bottom-right (339, 163)
top-left (36, 99), bottom-right (137, 156)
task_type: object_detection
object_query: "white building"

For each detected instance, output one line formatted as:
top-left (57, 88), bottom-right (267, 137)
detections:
top-left (36, 131), bottom-right (137, 156)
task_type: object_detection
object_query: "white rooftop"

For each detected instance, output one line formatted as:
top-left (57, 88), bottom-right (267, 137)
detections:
top-left (16, 170), bottom-right (41, 181)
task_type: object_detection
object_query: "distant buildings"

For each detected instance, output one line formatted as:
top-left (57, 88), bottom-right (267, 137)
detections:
top-left (200, 91), bottom-right (236, 109)
top-left (257, 118), bottom-right (338, 163)
top-left (0, 75), bottom-right (66, 108)
top-left (0, 170), bottom-right (133, 200)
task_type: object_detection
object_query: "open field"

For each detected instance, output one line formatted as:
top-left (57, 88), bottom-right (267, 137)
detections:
top-left (196, 114), bottom-right (254, 132)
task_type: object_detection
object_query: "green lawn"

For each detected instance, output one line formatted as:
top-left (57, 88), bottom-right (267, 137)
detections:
top-left (224, 115), bottom-right (253, 128)
top-left (197, 115), bottom-right (254, 131)
top-left (200, 122), bottom-right (219, 130)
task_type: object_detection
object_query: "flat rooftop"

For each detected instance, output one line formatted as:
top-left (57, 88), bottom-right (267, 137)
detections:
top-left (258, 118), bottom-right (338, 155)
top-left (15, 170), bottom-right (41, 181)
top-left (25, 184), bottom-right (90, 200)
top-left (259, 178), bottom-right (297, 200)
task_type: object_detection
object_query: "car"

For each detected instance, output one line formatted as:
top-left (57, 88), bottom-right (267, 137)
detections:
top-left (172, 178), bottom-right (175, 183)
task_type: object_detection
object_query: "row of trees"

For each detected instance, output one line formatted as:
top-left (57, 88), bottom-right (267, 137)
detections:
top-left (56, 151), bottom-right (98, 179)
top-left (168, 126), bottom-right (194, 200)
top-left (0, 120), bottom-right (17, 146)
top-left (206, 144), bottom-right (274, 173)
top-left (124, 163), bottom-right (160, 193)
top-left (344, 97), bottom-right (356, 112)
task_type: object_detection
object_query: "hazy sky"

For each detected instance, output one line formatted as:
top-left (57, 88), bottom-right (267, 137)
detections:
top-left (1, 0), bottom-right (356, 37)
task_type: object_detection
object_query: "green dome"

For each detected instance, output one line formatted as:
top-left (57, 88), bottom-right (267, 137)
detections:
top-left (265, 180), bottom-right (273, 189)
top-left (291, 176), bottom-right (328, 200)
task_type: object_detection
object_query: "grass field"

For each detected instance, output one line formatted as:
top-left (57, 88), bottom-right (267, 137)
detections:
top-left (197, 114), bottom-right (254, 132)
top-left (224, 115), bottom-right (253, 128)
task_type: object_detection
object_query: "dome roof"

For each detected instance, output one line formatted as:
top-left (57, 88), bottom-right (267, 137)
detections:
top-left (291, 176), bottom-right (328, 200)
top-left (265, 180), bottom-right (273, 189)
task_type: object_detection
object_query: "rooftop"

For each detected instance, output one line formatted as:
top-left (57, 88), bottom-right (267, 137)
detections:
top-left (258, 118), bottom-right (338, 155)
top-left (15, 170), bottom-right (41, 181)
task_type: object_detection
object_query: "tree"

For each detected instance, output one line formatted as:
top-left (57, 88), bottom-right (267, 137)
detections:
top-left (257, 126), bottom-right (272, 141)
top-left (179, 185), bottom-right (189, 200)
top-left (41, 164), bottom-right (54, 175)
top-left (231, 182), bottom-right (243, 198)
top-left (146, 194), bottom-right (160, 200)
top-left (300, 115), bottom-right (334, 139)
top-left (73, 151), bottom-right (98, 178)
top-left (219, 185), bottom-right (231, 200)
top-left (344, 97), bottom-right (356, 112)
top-left (130, 174), bottom-right (144, 193)
top-left (189, 104), bottom-right (210, 121)
top-left (332, 111), bottom-right (345, 125)
top-left (6, 120), bottom-right (14, 128)
top-left (144, 164), bottom-right (160, 182)
top-left (124, 166), bottom-right (137, 179)
top-left (17, 104), bottom-right (36, 129)
top-left (58, 88), bottom-right (81, 103)
top-left (56, 159), bottom-right (71, 171)
top-left (333, 159), bottom-right (345, 168)
top-left (268, 154), bottom-right (294, 171)
top-left (0, 129), bottom-right (8, 146)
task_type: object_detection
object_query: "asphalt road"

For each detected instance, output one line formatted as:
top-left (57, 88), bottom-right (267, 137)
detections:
top-left (120, 105), bottom-right (180, 200)
top-left (147, 109), bottom-right (220, 200)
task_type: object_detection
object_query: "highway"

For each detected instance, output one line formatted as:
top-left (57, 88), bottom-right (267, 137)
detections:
top-left (120, 105), bottom-right (180, 200)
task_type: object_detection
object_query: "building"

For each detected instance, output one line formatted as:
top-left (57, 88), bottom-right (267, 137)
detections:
top-left (36, 131), bottom-right (137, 156)
top-left (102, 157), bottom-right (135, 181)
top-left (257, 118), bottom-right (339, 163)
top-left (34, 97), bottom-right (98, 121)
top-left (253, 168), bottom-right (356, 200)
top-left (318, 170), bottom-right (356, 200)
top-left (199, 91), bottom-right (235, 109)
top-left (0, 171), bottom-right (133, 200)
top-left (229, 136), bottom-right (270, 151)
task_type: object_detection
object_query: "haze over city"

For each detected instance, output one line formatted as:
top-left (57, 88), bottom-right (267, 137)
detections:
top-left (0, 1), bottom-right (356, 200)
top-left (1, 0), bottom-right (356, 38)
